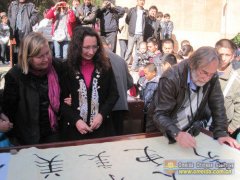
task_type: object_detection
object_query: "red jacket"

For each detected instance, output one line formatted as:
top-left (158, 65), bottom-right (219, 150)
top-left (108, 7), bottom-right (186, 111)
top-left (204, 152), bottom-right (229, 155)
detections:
top-left (46, 7), bottom-right (76, 38)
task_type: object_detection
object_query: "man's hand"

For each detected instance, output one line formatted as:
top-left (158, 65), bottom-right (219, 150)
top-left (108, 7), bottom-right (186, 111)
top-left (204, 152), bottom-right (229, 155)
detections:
top-left (75, 119), bottom-right (92, 134)
top-left (110, 3), bottom-right (115, 9)
top-left (102, 1), bottom-right (111, 9)
top-left (218, 136), bottom-right (240, 149)
top-left (90, 113), bottom-right (103, 130)
top-left (175, 131), bottom-right (196, 148)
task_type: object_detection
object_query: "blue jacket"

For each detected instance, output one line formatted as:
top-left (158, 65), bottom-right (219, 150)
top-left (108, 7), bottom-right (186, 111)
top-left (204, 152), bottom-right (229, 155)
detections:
top-left (141, 76), bottom-right (159, 112)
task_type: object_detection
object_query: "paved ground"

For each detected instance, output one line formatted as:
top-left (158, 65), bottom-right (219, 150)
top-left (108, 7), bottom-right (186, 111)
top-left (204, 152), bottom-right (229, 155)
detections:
top-left (0, 63), bottom-right (10, 89)
top-left (0, 63), bottom-right (11, 73)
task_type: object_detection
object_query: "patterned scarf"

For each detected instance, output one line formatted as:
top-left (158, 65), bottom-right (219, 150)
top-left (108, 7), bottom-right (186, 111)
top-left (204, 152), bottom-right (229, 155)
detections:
top-left (78, 69), bottom-right (100, 124)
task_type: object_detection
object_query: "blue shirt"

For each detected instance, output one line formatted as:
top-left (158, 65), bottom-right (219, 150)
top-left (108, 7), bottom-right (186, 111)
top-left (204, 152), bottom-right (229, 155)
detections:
top-left (187, 69), bottom-right (198, 91)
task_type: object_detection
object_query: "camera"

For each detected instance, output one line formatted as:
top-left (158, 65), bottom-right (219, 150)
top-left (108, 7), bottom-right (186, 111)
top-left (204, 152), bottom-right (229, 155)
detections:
top-left (105, 1), bottom-right (111, 8)
top-left (187, 120), bottom-right (208, 137)
top-left (58, 1), bottom-right (67, 8)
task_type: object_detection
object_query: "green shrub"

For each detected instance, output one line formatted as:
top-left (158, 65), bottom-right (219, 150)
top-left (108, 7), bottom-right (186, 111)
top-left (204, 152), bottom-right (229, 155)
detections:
top-left (231, 33), bottom-right (240, 48)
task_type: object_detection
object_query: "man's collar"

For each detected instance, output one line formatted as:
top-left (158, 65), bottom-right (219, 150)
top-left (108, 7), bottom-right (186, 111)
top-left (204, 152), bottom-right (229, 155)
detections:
top-left (187, 68), bottom-right (198, 91)
top-left (218, 63), bottom-right (232, 80)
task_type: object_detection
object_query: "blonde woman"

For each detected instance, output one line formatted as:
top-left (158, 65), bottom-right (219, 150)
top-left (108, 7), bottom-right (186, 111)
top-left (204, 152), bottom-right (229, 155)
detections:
top-left (2, 32), bottom-right (63, 145)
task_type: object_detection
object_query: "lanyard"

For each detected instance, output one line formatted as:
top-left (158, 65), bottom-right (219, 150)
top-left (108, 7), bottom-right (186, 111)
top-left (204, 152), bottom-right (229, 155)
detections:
top-left (187, 84), bottom-right (199, 125)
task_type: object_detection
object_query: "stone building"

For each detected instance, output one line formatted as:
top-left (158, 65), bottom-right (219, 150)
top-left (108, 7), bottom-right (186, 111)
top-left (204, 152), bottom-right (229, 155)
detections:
top-left (115, 0), bottom-right (240, 50)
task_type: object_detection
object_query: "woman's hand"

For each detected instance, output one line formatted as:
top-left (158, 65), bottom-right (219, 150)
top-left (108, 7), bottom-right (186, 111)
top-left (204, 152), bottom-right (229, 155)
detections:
top-left (75, 119), bottom-right (92, 134)
top-left (64, 94), bottom-right (72, 106)
top-left (90, 113), bottom-right (103, 130)
top-left (0, 113), bottom-right (13, 132)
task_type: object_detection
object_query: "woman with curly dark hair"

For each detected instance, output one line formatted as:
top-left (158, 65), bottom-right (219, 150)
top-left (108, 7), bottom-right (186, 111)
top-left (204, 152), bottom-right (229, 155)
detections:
top-left (60, 26), bottom-right (119, 141)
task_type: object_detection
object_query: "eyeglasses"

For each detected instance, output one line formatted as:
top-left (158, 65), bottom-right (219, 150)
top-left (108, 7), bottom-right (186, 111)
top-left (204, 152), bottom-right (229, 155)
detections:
top-left (82, 45), bottom-right (99, 51)
top-left (198, 68), bottom-right (215, 78)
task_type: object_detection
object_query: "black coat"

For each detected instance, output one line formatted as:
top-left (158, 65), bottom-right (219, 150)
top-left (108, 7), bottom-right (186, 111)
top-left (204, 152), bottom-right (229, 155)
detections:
top-left (147, 60), bottom-right (228, 141)
top-left (2, 60), bottom-right (63, 145)
top-left (60, 62), bottom-right (119, 141)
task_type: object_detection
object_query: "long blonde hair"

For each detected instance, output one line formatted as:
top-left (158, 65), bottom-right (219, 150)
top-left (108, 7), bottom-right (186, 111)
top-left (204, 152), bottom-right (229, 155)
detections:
top-left (18, 32), bottom-right (49, 74)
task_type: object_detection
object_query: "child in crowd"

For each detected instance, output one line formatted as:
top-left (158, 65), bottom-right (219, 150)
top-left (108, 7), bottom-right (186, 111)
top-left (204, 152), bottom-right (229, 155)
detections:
top-left (139, 63), bottom-right (159, 131)
top-left (178, 44), bottom-right (193, 60)
top-left (147, 37), bottom-right (161, 62)
top-left (177, 39), bottom-right (191, 62)
top-left (135, 38), bottom-right (160, 91)
top-left (131, 41), bottom-right (151, 71)
top-left (140, 63), bottom-right (159, 108)
top-left (0, 12), bottom-right (10, 64)
top-left (152, 38), bottom-right (175, 74)
top-left (156, 11), bottom-right (163, 21)
top-left (153, 53), bottom-right (177, 77)
top-left (144, 54), bottom-right (177, 132)
top-left (0, 109), bottom-right (12, 147)
top-left (180, 39), bottom-right (190, 48)
top-left (155, 11), bottom-right (164, 49)
top-left (161, 38), bottom-right (174, 54)
top-left (162, 13), bottom-right (174, 39)
top-left (160, 53), bottom-right (177, 74)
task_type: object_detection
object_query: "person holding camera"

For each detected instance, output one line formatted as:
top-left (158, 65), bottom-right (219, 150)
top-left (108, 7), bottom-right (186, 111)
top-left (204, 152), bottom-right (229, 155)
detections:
top-left (96, 0), bottom-right (124, 53)
top-left (46, 0), bottom-right (76, 60)
top-left (148, 46), bottom-right (240, 149)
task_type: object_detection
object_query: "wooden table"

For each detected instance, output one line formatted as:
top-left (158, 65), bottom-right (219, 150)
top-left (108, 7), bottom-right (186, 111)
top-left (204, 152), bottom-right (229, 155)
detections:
top-left (0, 132), bottom-right (161, 153)
top-left (0, 128), bottom-right (212, 153)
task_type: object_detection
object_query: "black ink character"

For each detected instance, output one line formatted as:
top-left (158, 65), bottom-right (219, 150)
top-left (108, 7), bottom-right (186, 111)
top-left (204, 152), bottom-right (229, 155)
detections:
top-left (193, 148), bottom-right (221, 163)
top-left (193, 148), bottom-right (230, 170)
top-left (34, 154), bottom-right (63, 179)
top-left (109, 174), bottom-right (124, 180)
top-left (153, 171), bottom-right (176, 180)
top-left (0, 164), bottom-right (5, 169)
top-left (124, 146), bottom-right (163, 166)
top-left (124, 146), bottom-right (176, 179)
top-left (79, 151), bottom-right (112, 169)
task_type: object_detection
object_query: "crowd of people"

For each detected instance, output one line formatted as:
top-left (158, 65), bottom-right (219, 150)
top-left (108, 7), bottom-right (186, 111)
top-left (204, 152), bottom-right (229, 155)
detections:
top-left (0, 0), bottom-right (240, 152)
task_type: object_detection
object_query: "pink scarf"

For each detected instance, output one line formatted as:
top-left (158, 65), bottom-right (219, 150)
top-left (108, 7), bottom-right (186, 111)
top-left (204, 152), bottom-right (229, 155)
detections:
top-left (48, 65), bottom-right (60, 131)
top-left (29, 59), bottom-right (60, 130)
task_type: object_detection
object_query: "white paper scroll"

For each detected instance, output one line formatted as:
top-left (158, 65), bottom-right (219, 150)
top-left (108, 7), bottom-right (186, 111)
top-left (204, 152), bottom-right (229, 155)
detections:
top-left (0, 153), bottom-right (11, 180)
top-left (3, 133), bottom-right (240, 180)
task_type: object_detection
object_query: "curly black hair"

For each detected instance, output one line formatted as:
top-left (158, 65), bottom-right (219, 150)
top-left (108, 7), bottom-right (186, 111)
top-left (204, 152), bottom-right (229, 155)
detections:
top-left (67, 26), bottom-right (110, 72)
